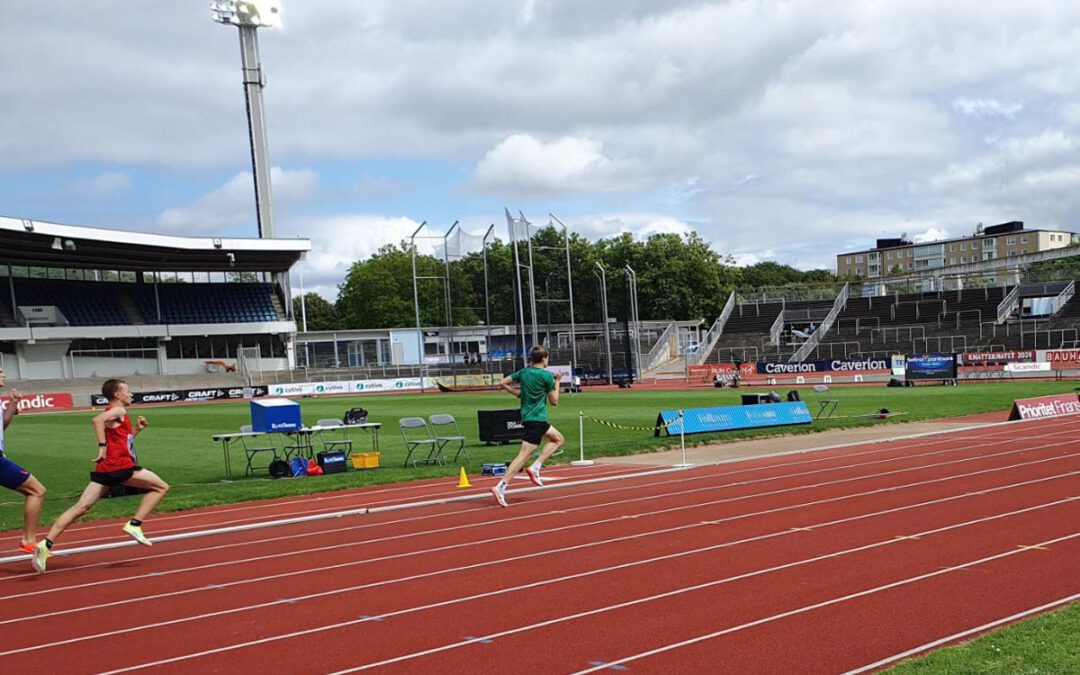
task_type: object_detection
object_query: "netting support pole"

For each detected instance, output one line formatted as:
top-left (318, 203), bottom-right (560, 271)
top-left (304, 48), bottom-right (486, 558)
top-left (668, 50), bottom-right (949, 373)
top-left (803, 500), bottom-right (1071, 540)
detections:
top-left (572, 411), bottom-right (593, 466)
top-left (675, 409), bottom-right (693, 468)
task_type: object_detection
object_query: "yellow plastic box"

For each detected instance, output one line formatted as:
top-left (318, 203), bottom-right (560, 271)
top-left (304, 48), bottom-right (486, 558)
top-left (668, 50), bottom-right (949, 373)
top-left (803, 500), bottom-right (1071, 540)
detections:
top-left (351, 452), bottom-right (381, 470)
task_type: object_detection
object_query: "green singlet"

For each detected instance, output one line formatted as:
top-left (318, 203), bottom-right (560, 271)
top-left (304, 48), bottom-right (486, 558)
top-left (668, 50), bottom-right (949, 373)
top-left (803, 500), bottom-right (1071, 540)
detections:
top-left (511, 367), bottom-right (555, 422)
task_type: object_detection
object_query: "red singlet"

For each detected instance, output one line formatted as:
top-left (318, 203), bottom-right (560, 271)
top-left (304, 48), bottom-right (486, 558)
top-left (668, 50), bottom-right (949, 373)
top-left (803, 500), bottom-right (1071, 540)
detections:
top-left (96, 406), bottom-right (137, 473)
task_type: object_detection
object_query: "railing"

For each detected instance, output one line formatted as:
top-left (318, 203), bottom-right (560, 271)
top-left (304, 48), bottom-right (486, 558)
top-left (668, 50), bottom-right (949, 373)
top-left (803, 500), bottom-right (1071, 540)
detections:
top-left (872, 325), bottom-right (926, 344)
top-left (643, 323), bottom-right (676, 372)
top-left (996, 285), bottom-right (1021, 324)
top-left (788, 283), bottom-right (849, 363)
top-left (709, 345), bottom-right (760, 364)
top-left (952, 309), bottom-right (982, 330)
top-left (836, 315), bottom-right (881, 335)
top-left (694, 291), bottom-right (736, 366)
top-left (1020, 328), bottom-right (1079, 350)
top-left (806, 341), bottom-right (862, 360)
top-left (769, 311), bottom-right (785, 346)
top-left (913, 335), bottom-right (968, 354)
top-left (1051, 281), bottom-right (1076, 315)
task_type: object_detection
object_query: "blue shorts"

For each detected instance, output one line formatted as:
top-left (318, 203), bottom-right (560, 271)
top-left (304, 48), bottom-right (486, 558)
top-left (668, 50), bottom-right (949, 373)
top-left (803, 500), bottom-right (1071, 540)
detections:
top-left (0, 455), bottom-right (31, 490)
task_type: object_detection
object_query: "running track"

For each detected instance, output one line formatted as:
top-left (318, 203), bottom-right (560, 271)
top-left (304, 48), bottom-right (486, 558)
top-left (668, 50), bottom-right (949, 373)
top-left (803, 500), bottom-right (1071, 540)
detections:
top-left (1, 416), bottom-right (1078, 673)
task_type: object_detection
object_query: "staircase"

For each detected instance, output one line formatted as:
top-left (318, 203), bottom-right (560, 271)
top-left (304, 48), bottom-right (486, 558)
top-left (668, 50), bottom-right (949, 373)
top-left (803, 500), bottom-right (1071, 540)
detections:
top-left (117, 291), bottom-right (145, 325)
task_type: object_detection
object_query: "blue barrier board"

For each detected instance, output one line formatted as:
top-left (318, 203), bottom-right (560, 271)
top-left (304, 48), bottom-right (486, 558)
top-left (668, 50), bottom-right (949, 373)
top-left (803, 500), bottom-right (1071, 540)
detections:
top-left (655, 401), bottom-right (813, 437)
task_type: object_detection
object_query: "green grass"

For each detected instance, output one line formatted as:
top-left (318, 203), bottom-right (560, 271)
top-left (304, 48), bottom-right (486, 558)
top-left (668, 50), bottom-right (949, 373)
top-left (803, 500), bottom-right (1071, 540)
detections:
top-left (886, 601), bottom-right (1080, 674)
top-left (1, 379), bottom-right (1076, 530)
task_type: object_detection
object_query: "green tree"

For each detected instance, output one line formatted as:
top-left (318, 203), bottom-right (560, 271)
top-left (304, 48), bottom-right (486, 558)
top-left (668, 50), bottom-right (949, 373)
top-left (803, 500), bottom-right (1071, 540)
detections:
top-left (292, 293), bottom-right (338, 331)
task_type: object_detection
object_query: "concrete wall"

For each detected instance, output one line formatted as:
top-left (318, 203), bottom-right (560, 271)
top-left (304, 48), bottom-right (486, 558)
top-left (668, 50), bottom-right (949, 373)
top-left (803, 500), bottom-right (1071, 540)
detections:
top-left (72, 357), bottom-right (160, 379)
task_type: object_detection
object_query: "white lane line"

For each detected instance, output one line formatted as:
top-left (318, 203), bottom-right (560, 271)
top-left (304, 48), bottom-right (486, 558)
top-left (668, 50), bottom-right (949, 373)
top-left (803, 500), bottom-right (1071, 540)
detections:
top-left (570, 539), bottom-right (1080, 674)
top-left (18, 414), bottom-right (1075, 550)
top-left (4, 434), bottom-right (1074, 603)
top-left (0, 431), bottom-right (1017, 582)
top-left (7, 461), bottom-right (1076, 632)
top-left (41, 463), bottom-right (648, 542)
top-left (3, 415), bottom-right (1069, 570)
top-left (840, 592), bottom-right (1080, 674)
top-left (97, 504), bottom-right (1080, 674)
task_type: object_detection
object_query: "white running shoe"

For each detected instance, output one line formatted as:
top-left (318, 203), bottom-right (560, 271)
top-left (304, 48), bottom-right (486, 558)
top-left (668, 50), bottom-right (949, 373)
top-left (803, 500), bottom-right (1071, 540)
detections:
top-left (525, 464), bottom-right (544, 487)
top-left (31, 540), bottom-right (50, 574)
top-left (123, 522), bottom-right (153, 546)
top-left (490, 483), bottom-right (508, 508)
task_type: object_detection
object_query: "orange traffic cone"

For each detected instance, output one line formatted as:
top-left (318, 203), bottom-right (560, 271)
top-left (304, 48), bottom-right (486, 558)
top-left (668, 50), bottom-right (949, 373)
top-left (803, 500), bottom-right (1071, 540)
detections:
top-left (457, 466), bottom-right (472, 489)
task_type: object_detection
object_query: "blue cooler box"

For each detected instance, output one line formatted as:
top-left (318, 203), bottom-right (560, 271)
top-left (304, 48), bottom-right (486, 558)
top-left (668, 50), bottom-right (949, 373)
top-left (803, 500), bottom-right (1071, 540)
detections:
top-left (251, 398), bottom-right (302, 433)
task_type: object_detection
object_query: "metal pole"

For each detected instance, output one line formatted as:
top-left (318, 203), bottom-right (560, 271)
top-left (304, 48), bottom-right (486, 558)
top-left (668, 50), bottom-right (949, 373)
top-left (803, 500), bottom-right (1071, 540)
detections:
top-left (545, 273), bottom-right (553, 348)
top-left (237, 25), bottom-right (274, 238)
top-left (675, 409), bottom-right (692, 468)
top-left (443, 221), bottom-right (458, 366)
top-left (507, 209), bottom-right (529, 366)
top-left (299, 257), bottom-right (308, 333)
top-left (551, 214), bottom-right (579, 377)
top-left (572, 411), bottom-right (593, 466)
top-left (482, 224), bottom-right (495, 381)
top-left (410, 222), bottom-right (426, 389)
top-left (594, 262), bottom-right (613, 385)
top-left (521, 211), bottom-right (540, 348)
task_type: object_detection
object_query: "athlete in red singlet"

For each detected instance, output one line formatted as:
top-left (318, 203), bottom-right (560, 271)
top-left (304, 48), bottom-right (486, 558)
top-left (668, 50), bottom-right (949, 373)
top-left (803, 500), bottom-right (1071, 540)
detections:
top-left (32, 378), bottom-right (170, 573)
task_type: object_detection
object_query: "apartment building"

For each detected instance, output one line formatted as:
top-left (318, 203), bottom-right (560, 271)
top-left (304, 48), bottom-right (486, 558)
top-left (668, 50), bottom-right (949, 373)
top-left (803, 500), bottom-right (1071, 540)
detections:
top-left (836, 221), bottom-right (1078, 278)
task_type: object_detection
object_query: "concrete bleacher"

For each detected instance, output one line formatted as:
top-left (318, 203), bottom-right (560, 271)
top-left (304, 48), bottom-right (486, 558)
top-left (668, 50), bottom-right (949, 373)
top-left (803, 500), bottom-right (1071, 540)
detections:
top-left (702, 282), bottom-right (1080, 365)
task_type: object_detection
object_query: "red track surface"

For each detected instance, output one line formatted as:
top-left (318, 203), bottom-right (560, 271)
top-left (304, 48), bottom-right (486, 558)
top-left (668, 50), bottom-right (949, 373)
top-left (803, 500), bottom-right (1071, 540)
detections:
top-left (1, 417), bottom-right (1078, 674)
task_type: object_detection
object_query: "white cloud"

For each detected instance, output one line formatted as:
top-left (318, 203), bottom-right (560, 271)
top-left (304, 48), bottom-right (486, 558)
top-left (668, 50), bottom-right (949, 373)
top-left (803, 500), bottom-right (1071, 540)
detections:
top-left (158, 167), bottom-right (319, 232)
top-left (912, 227), bottom-right (951, 243)
top-left (471, 134), bottom-right (643, 196)
top-left (953, 98), bottom-right (1023, 118)
top-left (68, 172), bottom-right (131, 196)
top-left (288, 214), bottom-right (423, 300)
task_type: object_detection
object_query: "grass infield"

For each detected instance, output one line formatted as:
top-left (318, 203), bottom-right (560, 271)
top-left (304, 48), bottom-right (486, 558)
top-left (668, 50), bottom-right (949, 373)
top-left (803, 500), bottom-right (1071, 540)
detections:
top-left (0, 379), bottom-right (1076, 530)
top-left (886, 600), bottom-right (1080, 674)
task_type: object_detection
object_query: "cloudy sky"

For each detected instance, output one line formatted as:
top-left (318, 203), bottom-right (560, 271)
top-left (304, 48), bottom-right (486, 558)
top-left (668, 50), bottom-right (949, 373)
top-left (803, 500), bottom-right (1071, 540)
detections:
top-left (4, 0), bottom-right (1080, 298)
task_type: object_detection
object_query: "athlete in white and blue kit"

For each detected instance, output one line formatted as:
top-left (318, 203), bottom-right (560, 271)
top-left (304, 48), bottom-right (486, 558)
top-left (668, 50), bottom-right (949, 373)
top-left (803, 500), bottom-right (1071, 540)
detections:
top-left (0, 367), bottom-right (48, 554)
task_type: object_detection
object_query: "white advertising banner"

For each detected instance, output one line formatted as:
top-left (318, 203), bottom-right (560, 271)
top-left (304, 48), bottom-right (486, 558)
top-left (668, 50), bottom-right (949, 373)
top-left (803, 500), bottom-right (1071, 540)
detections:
top-left (1004, 362), bottom-right (1052, 373)
top-left (268, 377), bottom-right (426, 397)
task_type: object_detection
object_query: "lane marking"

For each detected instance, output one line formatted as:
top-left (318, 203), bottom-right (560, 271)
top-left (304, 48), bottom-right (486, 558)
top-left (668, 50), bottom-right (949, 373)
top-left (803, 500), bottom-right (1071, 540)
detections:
top-left (567, 533), bottom-right (1080, 675)
top-left (9, 413), bottom-right (1076, 558)
top-left (19, 494), bottom-right (1078, 664)
top-left (5, 444), bottom-right (1076, 611)
top-left (840, 591), bottom-right (1080, 674)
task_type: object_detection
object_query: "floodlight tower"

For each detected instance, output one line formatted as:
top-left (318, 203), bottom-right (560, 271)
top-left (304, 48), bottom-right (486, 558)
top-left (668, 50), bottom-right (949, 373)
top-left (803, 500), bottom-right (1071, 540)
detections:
top-left (211, 0), bottom-right (281, 238)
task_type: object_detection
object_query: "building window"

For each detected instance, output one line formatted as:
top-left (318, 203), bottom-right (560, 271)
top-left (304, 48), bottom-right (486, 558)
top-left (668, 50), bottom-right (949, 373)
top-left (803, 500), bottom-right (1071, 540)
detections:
top-left (886, 252), bottom-right (893, 260)
top-left (907, 262), bottom-right (914, 269)
top-left (846, 256), bottom-right (852, 265)
top-left (949, 244), bottom-right (956, 252)
top-left (983, 252), bottom-right (994, 261)
top-left (907, 250), bottom-right (913, 257)
top-left (985, 238), bottom-right (995, 248)
top-left (1021, 236), bottom-right (1029, 244)
top-left (960, 242), bottom-right (967, 250)
top-left (1008, 237), bottom-right (1017, 245)
top-left (961, 256), bottom-right (967, 263)
top-left (1021, 249), bottom-right (1028, 255)
top-left (971, 240), bottom-right (979, 249)
top-left (856, 255), bottom-right (864, 263)
top-left (950, 257), bottom-right (957, 265)
top-left (1008, 251), bottom-right (1017, 257)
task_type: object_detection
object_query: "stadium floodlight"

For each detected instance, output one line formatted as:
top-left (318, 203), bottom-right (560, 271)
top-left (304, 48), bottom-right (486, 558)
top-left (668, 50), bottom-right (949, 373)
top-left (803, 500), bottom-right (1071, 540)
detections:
top-left (211, 0), bottom-right (280, 238)
top-left (211, 1), bottom-right (281, 28)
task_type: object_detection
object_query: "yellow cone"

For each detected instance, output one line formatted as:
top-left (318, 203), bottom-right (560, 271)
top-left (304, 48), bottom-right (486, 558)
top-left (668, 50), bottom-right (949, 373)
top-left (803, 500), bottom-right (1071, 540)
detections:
top-left (457, 466), bottom-right (472, 489)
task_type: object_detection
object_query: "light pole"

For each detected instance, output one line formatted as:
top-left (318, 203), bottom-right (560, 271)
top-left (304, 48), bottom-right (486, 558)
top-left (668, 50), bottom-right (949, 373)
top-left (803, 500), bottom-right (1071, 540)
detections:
top-left (211, 0), bottom-right (280, 239)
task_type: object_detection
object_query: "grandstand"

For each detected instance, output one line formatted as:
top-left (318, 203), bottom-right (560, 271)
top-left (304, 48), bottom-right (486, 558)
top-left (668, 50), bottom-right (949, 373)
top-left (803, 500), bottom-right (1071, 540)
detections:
top-left (696, 276), bottom-right (1080, 366)
top-left (0, 216), bottom-right (308, 384)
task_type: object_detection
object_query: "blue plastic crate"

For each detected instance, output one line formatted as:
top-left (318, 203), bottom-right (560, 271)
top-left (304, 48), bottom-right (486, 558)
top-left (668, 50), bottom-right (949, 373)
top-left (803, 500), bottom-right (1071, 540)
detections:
top-left (482, 463), bottom-right (509, 476)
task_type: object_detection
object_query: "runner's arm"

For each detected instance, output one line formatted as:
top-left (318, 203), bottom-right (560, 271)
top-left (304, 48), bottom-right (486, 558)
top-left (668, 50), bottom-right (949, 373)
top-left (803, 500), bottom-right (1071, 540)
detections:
top-left (547, 372), bottom-right (561, 406)
top-left (1, 390), bottom-right (18, 430)
top-left (91, 407), bottom-right (125, 459)
top-left (499, 375), bottom-right (519, 398)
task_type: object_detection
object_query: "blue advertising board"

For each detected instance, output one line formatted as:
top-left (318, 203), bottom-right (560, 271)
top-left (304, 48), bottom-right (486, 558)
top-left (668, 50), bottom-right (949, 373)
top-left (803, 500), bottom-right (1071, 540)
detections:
top-left (655, 401), bottom-right (813, 437)
top-left (905, 353), bottom-right (957, 381)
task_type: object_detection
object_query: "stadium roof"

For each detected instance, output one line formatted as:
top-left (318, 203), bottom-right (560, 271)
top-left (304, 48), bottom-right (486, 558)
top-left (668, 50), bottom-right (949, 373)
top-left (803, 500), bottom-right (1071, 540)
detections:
top-left (0, 215), bottom-right (311, 273)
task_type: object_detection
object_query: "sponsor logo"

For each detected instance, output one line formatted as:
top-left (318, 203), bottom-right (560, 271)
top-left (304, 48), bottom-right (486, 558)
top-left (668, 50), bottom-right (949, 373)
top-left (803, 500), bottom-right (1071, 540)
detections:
top-left (1043, 349), bottom-right (1080, 363)
top-left (1013, 395), bottom-right (1080, 420)
top-left (0, 392), bottom-right (75, 412)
